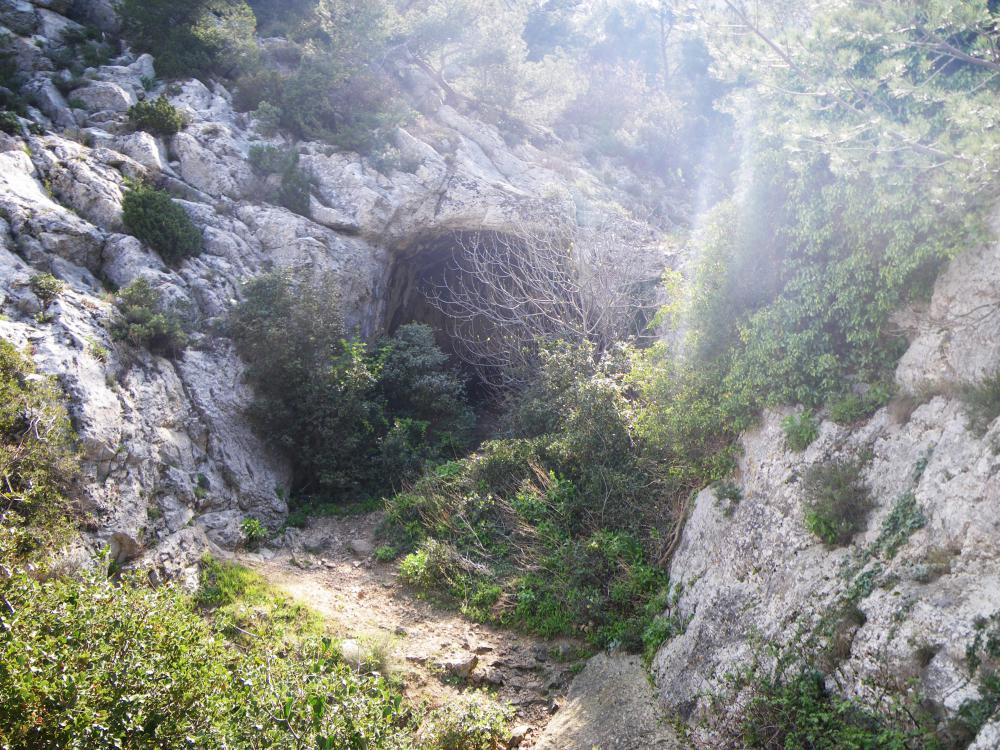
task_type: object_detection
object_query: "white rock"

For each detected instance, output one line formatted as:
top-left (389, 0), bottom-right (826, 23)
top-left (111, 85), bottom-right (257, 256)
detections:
top-left (71, 81), bottom-right (135, 113)
top-left (113, 131), bottom-right (165, 173)
top-left (36, 7), bottom-right (82, 41)
top-left (897, 208), bottom-right (1000, 391)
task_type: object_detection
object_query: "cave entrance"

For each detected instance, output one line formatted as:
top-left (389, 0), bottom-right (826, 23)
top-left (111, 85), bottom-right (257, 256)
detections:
top-left (384, 230), bottom-right (504, 408)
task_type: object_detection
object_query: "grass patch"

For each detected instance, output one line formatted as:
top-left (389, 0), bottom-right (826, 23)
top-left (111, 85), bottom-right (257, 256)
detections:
top-left (782, 411), bottom-right (819, 452)
top-left (195, 556), bottom-right (322, 642)
top-left (802, 458), bottom-right (871, 546)
top-left (961, 369), bottom-right (1000, 436)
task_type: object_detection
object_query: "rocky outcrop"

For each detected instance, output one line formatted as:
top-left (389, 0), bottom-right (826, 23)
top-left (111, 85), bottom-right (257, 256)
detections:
top-left (652, 213), bottom-right (1000, 746)
top-left (534, 654), bottom-right (683, 750)
top-left (0, 0), bottom-right (634, 577)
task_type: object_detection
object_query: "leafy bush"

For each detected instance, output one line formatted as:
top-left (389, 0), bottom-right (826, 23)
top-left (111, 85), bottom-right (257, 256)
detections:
top-left (739, 668), bottom-right (941, 749)
top-left (248, 143), bottom-right (296, 174)
top-left (386, 343), bottom-right (672, 650)
top-left (29, 273), bottom-right (65, 308)
top-left (782, 411), bottom-right (819, 452)
top-left (240, 516), bottom-right (267, 550)
top-left (0, 109), bottom-right (20, 135)
top-left (961, 369), bottom-right (1000, 436)
top-left (0, 557), bottom-right (416, 750)
top-left (802, 459), bottom-right (871, 546)
top-left (713, 480), bottom-right (742, 517)
top-left (127, 96), bottom-right (185, 135)
top-left (248, 144), bottom-right (311, 215)
top-left (252, 101), bottom-right (281, 135)
top-left (230, 272), bottom-right (472, 503)
top-left (418, 692), bottom-right (512, 750)
top-left (121, 183), bottom-right (203, 264)
top-left (111, 277), bottom-right (189, 356)
top-left (0, 340), bottom-right (78, 565)
top-left (120, 0), bottom-right (258, 79)
top-left (828, 385), bottom-right (892, 425)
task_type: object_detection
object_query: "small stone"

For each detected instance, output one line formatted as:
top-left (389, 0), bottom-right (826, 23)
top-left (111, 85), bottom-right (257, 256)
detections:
top-left (405, 653), bottom-right (427, 664)
top-left (340, 639), bottom-right (365, 669)
top-left (394, 626), bottom-right (408, 637)
top-left (473, 642), bottom-right (496, 654)
top-left (436, 653), bottom-right (478, 679)
top-left (348, 539), bottom-right (374, 557)
top-left (508, 725), bottom-right (531, 748)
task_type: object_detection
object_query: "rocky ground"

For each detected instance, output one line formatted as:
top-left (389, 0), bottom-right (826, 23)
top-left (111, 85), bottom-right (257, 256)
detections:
top-left (242, 511), bottom-right (681, 749)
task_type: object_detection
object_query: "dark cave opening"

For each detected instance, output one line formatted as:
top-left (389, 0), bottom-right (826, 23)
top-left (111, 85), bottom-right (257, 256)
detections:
top-left (384, 230), bottom-right (502, 409)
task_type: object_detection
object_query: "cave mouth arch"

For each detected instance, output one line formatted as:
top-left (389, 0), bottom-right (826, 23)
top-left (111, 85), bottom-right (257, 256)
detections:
top-left (384, 229), bottom-right (520, 405)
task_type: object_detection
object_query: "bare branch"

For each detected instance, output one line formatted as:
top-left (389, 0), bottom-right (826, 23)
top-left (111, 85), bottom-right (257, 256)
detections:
top-left (425, 216), bottom-right (663, 391)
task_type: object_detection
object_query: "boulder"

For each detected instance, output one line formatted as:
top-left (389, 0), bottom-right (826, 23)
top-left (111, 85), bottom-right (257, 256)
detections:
top-left (0, 0), bottom-right (38, 35)
top-left (348, 539), bottom-right (374, 558)
top-left (70, 81), bottom-right (135, 113)
top-left (533, 654), bottom-right (682, 750)
top-left (69, 0), bottom-right (119, 32)
top-left (435, 653), bottom-right (478, 679)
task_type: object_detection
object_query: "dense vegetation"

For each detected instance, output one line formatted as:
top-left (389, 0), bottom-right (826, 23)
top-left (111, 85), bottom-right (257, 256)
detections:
top-left (388, 343), bottom-right (671, 650)
top-left (2, 550), bottom-right (520, 749)
top-left (0, 344), bottom-right (503, 747)
top-left (0, 340), bottom-right (77, 567)
top-left (6, 0), bottom-right (1000, 746)
top-left (229, 272), bottom-right (473, 505)
top-left (121, 184), bottom-right (203, 265)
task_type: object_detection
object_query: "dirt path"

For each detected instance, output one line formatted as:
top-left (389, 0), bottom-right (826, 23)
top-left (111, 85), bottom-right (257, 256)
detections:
top-left (242, 512), bottom-right (583, 748)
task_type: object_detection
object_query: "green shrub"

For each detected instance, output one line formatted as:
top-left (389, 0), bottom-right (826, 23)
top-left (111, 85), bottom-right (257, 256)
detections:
top-left (374, 544), bottom-right (398, 562)
top-left (240, 516), bottom-right (267, 550)
top-left (961, 369), bottom-right (1000, 436)
top-left (0, 557), bottom-right (415, 749)
top-left (121, 183), bottom-right (203, 264)
top-left (418, 692), bottom-right (513, 750)
top-left (127, 96), bottom-right (185, 135)
top-left (0, 109), bottom-right (20, 135)
top-left (0, 340), bottom-right (78, 565)
top-left (277, 164), bottom-right (312, 215)
top-left (739, 668), bottom-right (940, 749)
top-left (120, 0), bottom-right (258, 79)
top-left (111, 277), bottom-right (189, 356)
top-left (713, 480), bottom-right (742, 516)
top-left (230, 272), bottom-right (472, 503)
top-left (29, 273), bottom-right (65, 308)
top-left (802, 458), bottom-right (871, 546)
top-left (248, 145), bottom-right (313, 215)
top-left (252, 101), bottom-right (281, 135)
top-left (828, 385), bottom-right (892, 425)
top-left (782, 411), bottom-right (819, 452)
top-left (399, 539), bottom-right (459, 591)
top-left (248, 143), bottom-right (296, 174)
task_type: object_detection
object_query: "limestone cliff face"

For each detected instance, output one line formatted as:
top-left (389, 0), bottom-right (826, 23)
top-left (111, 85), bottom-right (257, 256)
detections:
top-left (653, 211), bottom-right (1000, 747)
top-left (0, 0), bottom-right (625, 578)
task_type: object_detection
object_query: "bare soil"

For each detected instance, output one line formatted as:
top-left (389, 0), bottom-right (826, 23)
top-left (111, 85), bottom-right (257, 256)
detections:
top-left (242, 511), bottom-right (584, 748)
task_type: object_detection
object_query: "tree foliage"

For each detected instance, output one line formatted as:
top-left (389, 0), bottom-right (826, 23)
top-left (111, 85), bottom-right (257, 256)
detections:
top-left (0, 340), bottom-right (77, 566)
top-left (229, 272), bottom-right (472, 503)
top-left (120, 0), bottom-right (258, 79)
